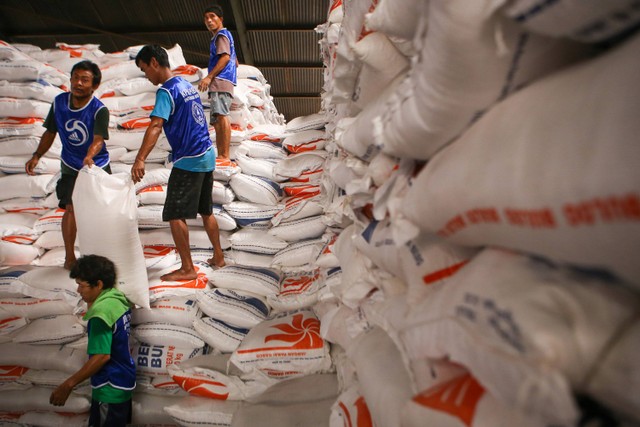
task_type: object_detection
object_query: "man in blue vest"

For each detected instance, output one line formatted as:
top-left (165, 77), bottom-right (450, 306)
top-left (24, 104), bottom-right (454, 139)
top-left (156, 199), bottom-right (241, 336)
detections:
top-left (25, 60), bottom-right (111, 271)
top-left (50, 255), bottom-right (135, 426)
top-left (198, 4), bottom-right (237, 160)
top-left (132, 45), bottom-right (226, 282)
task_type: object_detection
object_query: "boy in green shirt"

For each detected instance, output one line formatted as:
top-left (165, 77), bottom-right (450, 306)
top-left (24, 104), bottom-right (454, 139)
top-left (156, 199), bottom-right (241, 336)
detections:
top-left (50, 255), bottom-right (136, 426)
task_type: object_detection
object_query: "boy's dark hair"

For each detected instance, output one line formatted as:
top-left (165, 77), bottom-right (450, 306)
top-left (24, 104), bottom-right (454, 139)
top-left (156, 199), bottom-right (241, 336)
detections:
top-left (204, 5), bottom-right (224, 19)
top-left (134, 44), bottom-right (170, 68)
top-left (70, 60), bottom-right (102, 86)
top-left (70, 254), bottom-right (117, 289)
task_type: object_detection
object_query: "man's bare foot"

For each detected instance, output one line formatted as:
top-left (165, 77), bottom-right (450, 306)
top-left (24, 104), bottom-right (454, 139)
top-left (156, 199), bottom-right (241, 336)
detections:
top-left (63, 259), bottom-right (76, 271)
top-left (207, 257), bottom-right (226, 269)
top-left (161, 268), bottom-right (198, 281)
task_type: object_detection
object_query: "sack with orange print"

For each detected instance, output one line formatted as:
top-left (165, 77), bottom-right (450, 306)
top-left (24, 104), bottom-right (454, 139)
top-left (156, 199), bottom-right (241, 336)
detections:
top-left (401, 373), bottom-right (548, 427)
top-left (267, 270), bottom-right (327, 312)
top-left (167, 353), bottom-right (271, 400)
top-left (229, 309), bottom-right (332, 380)
top-left (147, 261), bottom-right (212, 302)
top-left (330, 383), bottom-right (374, 427)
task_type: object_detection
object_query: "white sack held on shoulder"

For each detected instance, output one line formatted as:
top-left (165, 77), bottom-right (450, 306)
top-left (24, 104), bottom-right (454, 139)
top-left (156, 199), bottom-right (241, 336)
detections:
top-left (73, 166), bottom-right (150, 308)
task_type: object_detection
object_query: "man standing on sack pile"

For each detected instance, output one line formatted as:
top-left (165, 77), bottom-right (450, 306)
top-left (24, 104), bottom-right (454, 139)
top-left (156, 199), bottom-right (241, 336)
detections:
top-left (132, 44), bottom-right (226, 282)
top-left (198, 4), bottom-right (237, 160)
top-left (25, 60), bottom-right (111, 271)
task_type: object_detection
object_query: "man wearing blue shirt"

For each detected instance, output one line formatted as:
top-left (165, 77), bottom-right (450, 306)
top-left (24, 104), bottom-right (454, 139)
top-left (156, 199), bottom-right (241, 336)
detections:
top-left (132, 45), bottom-right (225, 281)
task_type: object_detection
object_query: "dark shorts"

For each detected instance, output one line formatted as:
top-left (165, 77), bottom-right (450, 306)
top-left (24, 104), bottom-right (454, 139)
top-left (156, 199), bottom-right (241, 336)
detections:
top-left (163, 167), bottom-right (213, 221)
top-left (209, 92), bottom-right (232, 120)
top-left (56, 164), bottom-right (112, 209)
top-left (88, 399), bottom-right (132, 427)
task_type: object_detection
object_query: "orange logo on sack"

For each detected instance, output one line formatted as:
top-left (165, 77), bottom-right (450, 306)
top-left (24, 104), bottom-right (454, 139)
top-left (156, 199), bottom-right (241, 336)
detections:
top-left (237, 313), bottom-right (323, 354)
top-left (0, 365), bottom-right (28, 379)
top-left (422, 260), bottom-right (469, 285)
top-left (172, 375), bottom-right (229, 400)
top-left (413, 374), bottom-right (485, 426)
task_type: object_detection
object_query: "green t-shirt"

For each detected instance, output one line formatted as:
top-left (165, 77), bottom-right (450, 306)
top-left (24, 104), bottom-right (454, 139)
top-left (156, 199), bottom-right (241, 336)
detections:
top-left (87, 317), bottom-right (132, 403)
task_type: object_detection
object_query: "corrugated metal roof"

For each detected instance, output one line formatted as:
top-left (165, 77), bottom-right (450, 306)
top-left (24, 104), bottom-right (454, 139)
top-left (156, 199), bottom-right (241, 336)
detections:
top-left (0, 0), bottom-right (329, 122)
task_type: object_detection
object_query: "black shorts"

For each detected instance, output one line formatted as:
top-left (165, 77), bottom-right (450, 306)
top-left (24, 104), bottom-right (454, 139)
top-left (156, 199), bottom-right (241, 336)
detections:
top-left (163, 167), bottom-right (213, 221)
top-left (56, 164), bottom-right (112, 209)
top-left (88, 398), bottom-right (132, 427)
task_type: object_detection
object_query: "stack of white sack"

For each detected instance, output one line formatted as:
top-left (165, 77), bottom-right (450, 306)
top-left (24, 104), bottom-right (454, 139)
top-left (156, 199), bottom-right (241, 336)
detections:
top-left (0, 266), bottom-right (91, 424)
top-left (313, 0), bottom-right (640, 426)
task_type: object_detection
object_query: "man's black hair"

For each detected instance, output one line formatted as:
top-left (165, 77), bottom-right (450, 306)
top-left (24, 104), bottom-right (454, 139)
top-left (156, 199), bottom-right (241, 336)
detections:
top-left (135, 44), bottom-right (170, 68)
top-left (204, 4), bottom-right (224, 19)
top-left (70, 60), bottom-right (102, 86)
top-left (70, 254), bottom-right (117, 289)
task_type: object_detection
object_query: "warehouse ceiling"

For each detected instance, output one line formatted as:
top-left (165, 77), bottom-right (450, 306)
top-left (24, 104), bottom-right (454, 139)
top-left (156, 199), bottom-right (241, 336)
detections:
top-left (0, 0), bottom-right (329, 122)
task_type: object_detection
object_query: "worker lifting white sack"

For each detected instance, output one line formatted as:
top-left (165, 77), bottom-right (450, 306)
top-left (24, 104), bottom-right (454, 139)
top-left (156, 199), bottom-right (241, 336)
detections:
top-left (72, 166), bottom-right (150, 308)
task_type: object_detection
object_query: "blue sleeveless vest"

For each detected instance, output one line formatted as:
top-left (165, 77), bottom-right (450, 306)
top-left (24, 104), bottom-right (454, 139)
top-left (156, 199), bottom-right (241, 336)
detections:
top-left (89, 310), bottom-right (136, 391)
top-left (159, 76), bottom-right (213, 165)
top-left (208, 28), bottom-right (237, 85)
top-left (53, 92), bottom-right (109, 171)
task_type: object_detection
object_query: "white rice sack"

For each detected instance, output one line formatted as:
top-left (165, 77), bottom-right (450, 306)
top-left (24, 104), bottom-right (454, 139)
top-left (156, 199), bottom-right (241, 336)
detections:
top-left (168, 361), bottom-right (257, 401)
top-left (0, 342), bottom-right (86, 373)
top-left (209, 265), bottom-right (281, 297)
top-left (0, 80), bottom-right (64, 103)
top-left (232, 374), bottom-right (339, 427)
top-left (400, 32), bottom-right (640, 285)
top-left (229, 228), bottom-right (288, 255)
top-left (8, 266), bottom-right (80, 305)
top-left (237, 64), bottom-right (267, 83)
top-left (132, 296), bottom-right (200, 328)
top-left (33, 207), bottom-right (65, 233)
top-left (31, 246), bottom-right (80, 267)
top-left (223, 250), bottom-right (274, 268)
top-left (0, 212), bottom-right (38, 236)
top-left (0, 194), bottom-right (57, 215)
top-left (239, 140), bottom-right (288, 160)
top-left (330, 383), bottom-right (374, 427)
top-left (268, 214), bottom-right (327, 242)
top-left (119, 146), bottom-right (169, 164)
top-left (212, 181), bottom-right (235, 205)
top-left (112, 76), bottom-right (158, 96)
top-left (138, 226), bottom-right (231, 250)
top-left (136, 184), bottom-right (167, 205)
top-left (364, 0), bottom-right (422, 40)
top-left (0, 60), bottom-right (69, 86)
top-left (0, 297), bottom-right (74, 320)
top-left (374, 0), bottom-right (595, 161)
top-left (147, 262), bottom-right (211, 302)
top-left (271, 193), bottom-right (324, 226)
top-left (0, 315), bottom-right (28, 338)
top-left (106, 145), bottom-right (127, 162)
top-left (143, 246), bottom-right (180, 270)
top-left (315, 234), bottom-right (340, 269)
top-left (196, 288), bottom-right (270, 329)
top-left (32, 230), bottom-right (62, 250)
top-left (272, 238), bottom-right (325, 271)
top-left (19, 411), bottom-right (89, 427)
top-left (109, 128), bottom-right (145, 150)
top-left (230, 309), bottom-right (332, 380)
top-left (223, 201), bottom-right (282, 228)
top-left (100, 60), bottom-right (145, 82)
top-left (274, 151), bottom-right (327, 180)
top-left (504, 0), bottom-right (640, 43)
top-left (0, 97), bottom-right (51, 119)
top-left (132, 342), bottom-right (204, 377)
top-left (281, 129), bottom-right (325, 152)
top-left (133, 167), bottom-right (171, 192)
top-left (0, 135), bottom-right (40, 156)
top-left (285, 114), bottom-right (326, 133)
top-left (0, 386), bottom-right (89, 413)
top-left (0, 265), bottom-right (35, 298)
top-left (267, 270), bottom-right (325, 313)
top-left (401, 372), bottom-right (546, 427)
top-left (400, 248), bottom-right (640, 426)
top-left (0, 116), bottom-right (46, 138)
top-left (346, 326), bottom-right (414, 427)
top-left (356, 219), bottom-right (479, 303)
top-left (13, 314), bottom-right (85, 345)
top-left (246, 124), bottom-right (288, 144)
top-left (193, 317), bottom-right (249, 353)
top-left (235, 153), bottom-right (281, 182)
top-left (131, 393), bottom-right (184, 425)
top-left (213, 158), bottom-right (242, 182)
top-left (229, 173), bottom-right (283, 205)
top-left (132, 322), bottom-right (205, 349)
top-left (0, 173), bottom-right (54, 201)
top-left (73, 167), bottom-right (149, 308)
top-left (328, 0), bottom-right (344, 23)
top-left (164, 395), bottom-right (241, 427)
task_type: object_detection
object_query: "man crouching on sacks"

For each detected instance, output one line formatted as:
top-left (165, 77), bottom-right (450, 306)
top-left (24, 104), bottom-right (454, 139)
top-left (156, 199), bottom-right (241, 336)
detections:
top-left (50, 255), bottom-right (135, 427)
top-left (132, 44), bottom-right (226, 281)
top-left (25, 60), bottom-right (112, 271)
